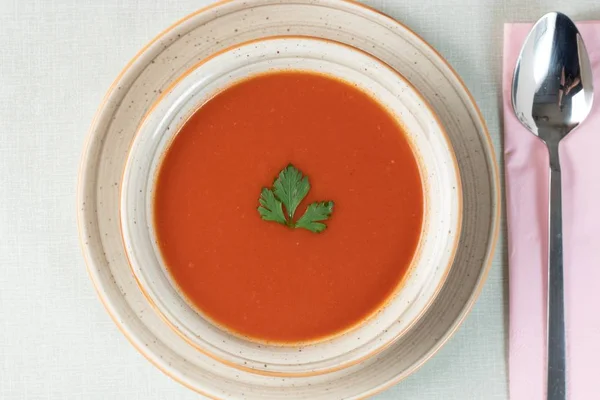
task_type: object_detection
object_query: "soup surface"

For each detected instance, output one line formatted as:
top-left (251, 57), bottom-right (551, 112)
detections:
top-left (154, 71), bottom-right (423, 343)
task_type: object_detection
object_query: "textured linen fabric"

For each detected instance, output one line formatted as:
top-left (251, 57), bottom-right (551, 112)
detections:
top-left (0, 0), bottom-right (597, 399)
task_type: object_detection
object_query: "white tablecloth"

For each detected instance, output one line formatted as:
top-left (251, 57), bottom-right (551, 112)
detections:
top-left (0, 0), bottom-right (596, 398)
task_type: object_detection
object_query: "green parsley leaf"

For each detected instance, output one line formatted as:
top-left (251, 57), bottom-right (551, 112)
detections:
top-left (273, 164), bottom-right (310, 219)
top-left (295, 201), bottom-right (335, 233)
top-left (257, 164), bottom-right (334, 233)
top-left (257, 187), bottom-right (286, 225)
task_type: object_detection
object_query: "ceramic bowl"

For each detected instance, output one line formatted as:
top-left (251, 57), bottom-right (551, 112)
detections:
top-left (120, 37), bottom-right (460, 375)
top-left (80, 0), bottom-right (500, 397)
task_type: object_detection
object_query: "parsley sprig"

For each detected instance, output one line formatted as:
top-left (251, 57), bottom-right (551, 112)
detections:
top-left (257, 164), bottom-right (334, 233)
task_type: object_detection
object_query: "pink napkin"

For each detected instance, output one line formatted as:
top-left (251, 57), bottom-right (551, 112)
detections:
top-left (504, 22), bottom-right (600, 400)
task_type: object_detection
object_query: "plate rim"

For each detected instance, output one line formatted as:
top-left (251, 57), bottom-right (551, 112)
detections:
top-left (76, 0), bottom-right (501, 398)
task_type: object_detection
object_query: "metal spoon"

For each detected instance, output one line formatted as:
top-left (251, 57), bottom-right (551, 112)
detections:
top-left (512, 12), bottom-right (594, 400)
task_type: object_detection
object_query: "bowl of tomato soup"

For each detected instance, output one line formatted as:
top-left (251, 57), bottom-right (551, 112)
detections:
top-left (121, 37), bottom-right (461, 375)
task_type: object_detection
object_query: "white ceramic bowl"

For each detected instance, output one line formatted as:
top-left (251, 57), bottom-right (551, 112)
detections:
top-left (120, 37), bottom-right (461, 376)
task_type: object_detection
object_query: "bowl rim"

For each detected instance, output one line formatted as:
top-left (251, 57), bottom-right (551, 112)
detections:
top-left (75, 0), bottom-right (501, 397)
top-left (118, 34), bottom-right (463, 377)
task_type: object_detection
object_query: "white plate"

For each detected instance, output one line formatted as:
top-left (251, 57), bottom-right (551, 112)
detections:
top-left (77, 0), bottom-right (500, 398)
top-left (120, 36), bottom-right (461, 376)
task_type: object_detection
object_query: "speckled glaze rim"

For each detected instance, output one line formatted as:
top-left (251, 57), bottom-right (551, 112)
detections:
top-left (76, 0), bottom-right (500, 398)
top-left (118, 34), bottom-right (463, 377)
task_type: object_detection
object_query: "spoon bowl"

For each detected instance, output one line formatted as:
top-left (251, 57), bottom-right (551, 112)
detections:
top-left (512, 12), bottom-right (594, 143)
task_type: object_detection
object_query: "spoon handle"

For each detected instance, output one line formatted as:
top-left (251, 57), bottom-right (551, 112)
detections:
top-left (547, 143), bottom-right (566, 400)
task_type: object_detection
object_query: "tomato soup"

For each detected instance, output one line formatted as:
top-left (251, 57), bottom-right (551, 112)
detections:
top-left (154, 71), bottom-right (423, 343)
